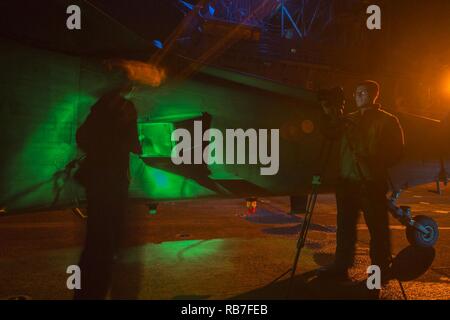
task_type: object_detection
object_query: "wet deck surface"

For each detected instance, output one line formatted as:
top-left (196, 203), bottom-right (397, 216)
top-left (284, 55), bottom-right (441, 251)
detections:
top-left (1, 183), bottom-right (449, 300)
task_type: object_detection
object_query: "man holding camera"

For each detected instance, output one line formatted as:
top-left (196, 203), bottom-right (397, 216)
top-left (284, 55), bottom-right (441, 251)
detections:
top-left (319, 80), bottom-right (404, 283)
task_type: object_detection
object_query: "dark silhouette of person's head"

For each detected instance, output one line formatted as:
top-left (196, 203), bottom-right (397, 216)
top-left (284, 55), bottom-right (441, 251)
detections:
top-left (91, 82), bottom-right (137, 127)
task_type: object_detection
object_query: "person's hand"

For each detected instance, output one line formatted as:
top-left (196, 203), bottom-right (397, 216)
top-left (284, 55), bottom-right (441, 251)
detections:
top-left (322, 106), bottom-right (333, 117)
top-left (321, 101), bottom-right (343, 121)
top-left (321, 101), bottom-right (332, 116)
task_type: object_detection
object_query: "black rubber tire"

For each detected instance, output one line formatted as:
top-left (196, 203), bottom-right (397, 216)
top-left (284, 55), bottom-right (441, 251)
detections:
top-left (406, 215), bottom-right (439, 248)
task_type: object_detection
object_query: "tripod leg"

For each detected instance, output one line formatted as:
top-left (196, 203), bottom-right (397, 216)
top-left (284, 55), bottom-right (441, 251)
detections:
top-left (268, 192), bottom-right (317, 290)
top-left (286, 190), bottom-right (319, 296)
top-left (290, 212), bottom-right (311, 278)
top-left (267, 268), bottom-right (292, 286)
top-left (282, 140), bottom-right (334, 298)
top-left (286, 210), bottom-right (315, 296)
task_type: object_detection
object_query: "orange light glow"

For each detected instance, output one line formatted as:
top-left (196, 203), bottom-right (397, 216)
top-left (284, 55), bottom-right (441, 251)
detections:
top-left (113, 60), bottom-right (166, 87)
top-left (444, 72), bottom-right (450, 96)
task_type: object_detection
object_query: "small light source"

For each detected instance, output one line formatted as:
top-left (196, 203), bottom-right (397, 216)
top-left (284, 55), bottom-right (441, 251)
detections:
top-left (152, 39), bottom-right (163, 49)
top-left (245, 197), bottom-right (257, 215)
top-left (147, 203), bottom-right (158, 215)
top-left (439, 68), bottom-right (450, 97)
top-left (179, 0), bottom-right (193, 10)
top-left (208, 5), bottom-right (215, 16)
top-left (444, 74), bottom-right (450, 96)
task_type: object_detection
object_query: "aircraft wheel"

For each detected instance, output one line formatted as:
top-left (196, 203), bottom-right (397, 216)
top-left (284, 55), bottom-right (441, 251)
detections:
top-left (406, 215), bottom-right (439, 248)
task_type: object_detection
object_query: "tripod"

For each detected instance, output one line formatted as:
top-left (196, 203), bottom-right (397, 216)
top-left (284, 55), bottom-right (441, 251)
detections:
top-left (270, 138), bottom-right (335, 298)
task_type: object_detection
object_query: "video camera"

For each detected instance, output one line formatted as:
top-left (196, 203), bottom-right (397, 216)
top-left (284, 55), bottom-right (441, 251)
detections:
top-left (317, 87), bottom-right (345, 109)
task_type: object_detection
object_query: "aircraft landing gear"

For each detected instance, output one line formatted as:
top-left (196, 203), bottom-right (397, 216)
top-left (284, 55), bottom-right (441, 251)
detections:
top-left (388, 192), bottom-right (439, 248)
top-left (405, 215), bottom-right (439, 248)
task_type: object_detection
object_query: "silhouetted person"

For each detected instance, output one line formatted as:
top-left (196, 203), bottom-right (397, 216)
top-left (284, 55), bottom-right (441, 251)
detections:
top-left (320, 80), bottom-right (404, 283)
top-left (74, 84), bottom-right (141, 299)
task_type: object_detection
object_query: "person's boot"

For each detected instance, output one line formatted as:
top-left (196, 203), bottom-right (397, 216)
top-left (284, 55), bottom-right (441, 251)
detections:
top-left (316, 264), bottom-right (351, 283)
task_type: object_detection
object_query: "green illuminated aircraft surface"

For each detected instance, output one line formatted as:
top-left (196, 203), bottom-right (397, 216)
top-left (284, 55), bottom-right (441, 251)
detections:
top-left (0, 36), bottom-right (448, 215)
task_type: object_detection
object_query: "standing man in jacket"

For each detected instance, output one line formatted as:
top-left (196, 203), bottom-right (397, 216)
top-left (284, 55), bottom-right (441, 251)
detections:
top-left (319, 80), bottom-right (405, 283)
